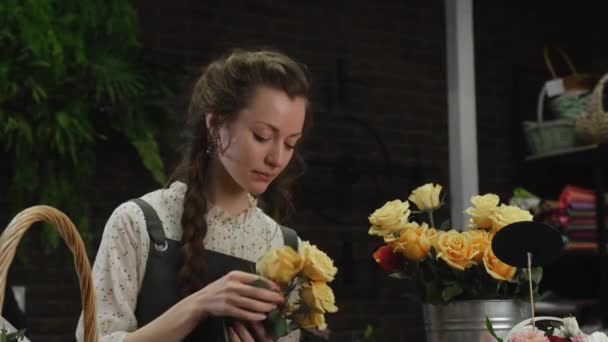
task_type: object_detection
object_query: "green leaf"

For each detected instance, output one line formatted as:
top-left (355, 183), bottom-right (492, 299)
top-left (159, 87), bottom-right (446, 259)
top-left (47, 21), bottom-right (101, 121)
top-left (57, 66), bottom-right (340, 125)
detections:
top-left (513, 187), bottom-right (537, 199)
top-left (92, 54), bottom-right (143, 103)
top-left (530, 267), bottom-right (543, 284)
top-left (517, 267), bottom-right (543, 287)
top-left (441, 282), bottom-right (464, 302)
top-left (249, 278), bottom-right (272, 290)
top-left (263, 309), bottom-right (289, 340)
top-left (485, 317), bottom-right (504, 342)
top-left (128, 131), bottom-right (166, 185)
top-left (389, 271), bottom-right (410, 279)
top-left (0, 327), bottom-right (26, 342)
top-left (0, 0), bottom-right (184, 255)
top-left (362, 324), bottom-right (376, 342)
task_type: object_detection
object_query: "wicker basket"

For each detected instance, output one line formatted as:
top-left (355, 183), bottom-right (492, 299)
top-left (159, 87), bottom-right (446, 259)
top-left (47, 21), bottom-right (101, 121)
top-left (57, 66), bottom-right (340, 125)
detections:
top-left (544, 47), bottom-right (596, 121)
top-left (0, 206), bottom-right (98, 342)
top-left (574, 72), bottom-right (608, 144)
top-left (523, 84), bottom-right (575, 156)
top-left (544, 47), bottom-right (596, 92)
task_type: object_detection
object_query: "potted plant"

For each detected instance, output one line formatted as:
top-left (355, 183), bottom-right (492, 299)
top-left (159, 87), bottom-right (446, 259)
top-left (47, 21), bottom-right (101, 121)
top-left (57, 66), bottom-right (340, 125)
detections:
top-left (0, 0), bottom-right (183, 250)
top-left (368, 183), bottom-right (541, 341)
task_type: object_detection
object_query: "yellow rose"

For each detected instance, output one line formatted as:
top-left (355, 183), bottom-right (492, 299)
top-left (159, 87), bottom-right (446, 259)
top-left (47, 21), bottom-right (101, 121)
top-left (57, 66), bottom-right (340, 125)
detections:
top-left (465, 194), bottom-right (500, 229)
top-left (393, 225), bottom-right (431, 261)
top-left (256, 246), bottom-right (303, 284)
top-left (368, 200), bottom-right (410, 236)
top-left (384, 221), bottom-right (419, 244)
top-left (383, 233), bottom-right (398, 244)
top-left (300, 281), bottom-right (338, 313)
top-left (489, 204), bottom-right (533, 232)
top-left (408, 183), bottom-right (442, 211)
top-left (422, 224), bottom-right (442, 253)
top-left (463, 229), bottom-right (490, 263)
top-left (483, 247), bottom-right (517, 280)
top-left (301, 241), bottom-right (338, 282)
top-left (404, 221), bottom-right (421, 229)
top-left (295, 311), bottom-right (327, 330)
top-left (436, 230), bottom-right (477, 270)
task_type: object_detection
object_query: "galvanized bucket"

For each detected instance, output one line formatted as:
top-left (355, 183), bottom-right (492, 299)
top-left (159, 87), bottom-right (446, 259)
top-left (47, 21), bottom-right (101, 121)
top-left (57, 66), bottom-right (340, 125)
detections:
top-left (423, 300), bottom-right (531, 342)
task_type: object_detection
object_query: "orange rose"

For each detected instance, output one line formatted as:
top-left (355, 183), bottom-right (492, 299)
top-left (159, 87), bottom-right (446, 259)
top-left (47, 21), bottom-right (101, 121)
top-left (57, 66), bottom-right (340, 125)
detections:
top-left (295, 311), bottom-right (327, 330)
top-left (436, 230), bottom-right (477, 270)
top-left (393, 226), bottom-right (431, 261)
top-left (421, 224), bottom-right (442, 253)
top-left (300, 281), bottom-right (338, 313)
top-left (483, 247), bottom-right (517, 280)
top-left (463, 229), bottom-right (490, 263)
top-left (256, 246), bottom-right (303, 284)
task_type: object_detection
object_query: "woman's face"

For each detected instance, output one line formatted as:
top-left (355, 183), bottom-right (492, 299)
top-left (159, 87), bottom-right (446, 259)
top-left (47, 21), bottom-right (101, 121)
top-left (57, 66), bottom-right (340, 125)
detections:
top-left (215, 86), bottom-right (306, 195)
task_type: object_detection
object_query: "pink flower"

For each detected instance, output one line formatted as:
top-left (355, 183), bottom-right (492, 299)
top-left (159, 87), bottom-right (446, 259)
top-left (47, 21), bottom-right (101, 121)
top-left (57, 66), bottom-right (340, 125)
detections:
top-left (510, 327), bottom-right (549, 342)
top-left (570, 334), bottom-right (586, 342)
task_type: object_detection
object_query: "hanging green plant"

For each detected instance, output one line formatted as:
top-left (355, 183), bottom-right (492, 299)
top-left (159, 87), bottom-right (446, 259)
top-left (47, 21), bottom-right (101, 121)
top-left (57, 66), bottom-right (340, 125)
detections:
top-left (0, 0), bottom-right (183, 249)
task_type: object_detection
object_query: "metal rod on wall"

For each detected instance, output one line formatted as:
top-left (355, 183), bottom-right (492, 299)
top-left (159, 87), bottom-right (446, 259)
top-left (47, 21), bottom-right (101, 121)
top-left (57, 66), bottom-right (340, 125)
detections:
top-left (445, 0), bottom-right (479, 229)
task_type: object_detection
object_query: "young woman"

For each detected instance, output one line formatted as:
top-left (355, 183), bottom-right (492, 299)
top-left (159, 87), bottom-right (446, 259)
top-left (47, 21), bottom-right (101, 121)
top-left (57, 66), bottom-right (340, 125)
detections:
top-left (76, 49), bottom-right (311, 342)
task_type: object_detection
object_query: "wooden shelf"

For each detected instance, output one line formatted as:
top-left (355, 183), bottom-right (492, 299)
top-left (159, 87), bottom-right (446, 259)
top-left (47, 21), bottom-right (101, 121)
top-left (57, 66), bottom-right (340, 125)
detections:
top-left (521, 142), bottom-right (608, 323)
top-left (525, 144), bottom-right (599, 161)
top-left (564, 241), bottom-right (599, 253)
top-left (525, 144), bottom-right (600, 162)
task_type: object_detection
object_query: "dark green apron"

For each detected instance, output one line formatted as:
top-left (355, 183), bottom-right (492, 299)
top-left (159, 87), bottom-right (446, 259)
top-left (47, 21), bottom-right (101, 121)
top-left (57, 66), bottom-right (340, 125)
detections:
top-left (130, 198), bottom-right (298, 342)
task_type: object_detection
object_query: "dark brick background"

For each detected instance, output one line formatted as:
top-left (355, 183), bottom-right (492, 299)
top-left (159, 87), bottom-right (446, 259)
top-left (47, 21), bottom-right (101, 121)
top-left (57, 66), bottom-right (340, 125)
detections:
top-left (2, 1), bottom-right (608, 341)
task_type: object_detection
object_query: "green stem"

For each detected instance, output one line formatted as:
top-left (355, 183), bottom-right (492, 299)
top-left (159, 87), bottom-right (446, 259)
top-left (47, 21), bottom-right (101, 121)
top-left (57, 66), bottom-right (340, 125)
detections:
top-left (427, 210), bottom-right (435, 228)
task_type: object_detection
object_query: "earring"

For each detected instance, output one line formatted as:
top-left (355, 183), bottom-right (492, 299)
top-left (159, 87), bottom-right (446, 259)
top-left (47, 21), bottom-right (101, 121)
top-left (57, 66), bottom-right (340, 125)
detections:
top-left (205, 134), bottom-right (220, 156)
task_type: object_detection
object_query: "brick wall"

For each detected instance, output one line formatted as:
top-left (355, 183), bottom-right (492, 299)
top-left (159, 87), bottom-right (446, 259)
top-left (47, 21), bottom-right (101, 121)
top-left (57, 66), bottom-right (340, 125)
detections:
top-left (3, 1), bottom-right (608, 341)
top-left (129, 1), bottom-right (448, 339)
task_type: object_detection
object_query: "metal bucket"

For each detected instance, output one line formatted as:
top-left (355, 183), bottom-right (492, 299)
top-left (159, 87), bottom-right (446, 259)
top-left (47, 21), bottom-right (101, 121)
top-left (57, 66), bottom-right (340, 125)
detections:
top-left (423, 300), bottom-right (531, 342)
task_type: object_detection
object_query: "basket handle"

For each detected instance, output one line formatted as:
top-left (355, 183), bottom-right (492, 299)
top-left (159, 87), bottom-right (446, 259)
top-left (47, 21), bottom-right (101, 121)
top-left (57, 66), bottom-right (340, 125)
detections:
top-left (0, 206), bottom-right (98, 342)
top-left (591, 73), bottom-right (608, 113)
top-left (536, 83), bottom-right (547, 124)
top-left (544, 46), bottom-right (578, 79)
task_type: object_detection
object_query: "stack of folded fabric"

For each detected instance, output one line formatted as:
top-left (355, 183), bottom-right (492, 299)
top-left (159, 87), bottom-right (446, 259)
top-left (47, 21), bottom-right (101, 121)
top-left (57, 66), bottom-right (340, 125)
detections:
top-left (558, 185), bottom-right (608, 243)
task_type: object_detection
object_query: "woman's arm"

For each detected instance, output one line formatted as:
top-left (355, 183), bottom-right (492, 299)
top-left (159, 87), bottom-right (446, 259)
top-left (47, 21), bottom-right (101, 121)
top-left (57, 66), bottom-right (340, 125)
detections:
top-left (125, 271), bottom-right (284, 342)
top-left (122, 295), bottom-right (198, 342)
top-left (75, 202), bottom-right (149, 342)
top-left (77, 202), bottom-right (283, 342)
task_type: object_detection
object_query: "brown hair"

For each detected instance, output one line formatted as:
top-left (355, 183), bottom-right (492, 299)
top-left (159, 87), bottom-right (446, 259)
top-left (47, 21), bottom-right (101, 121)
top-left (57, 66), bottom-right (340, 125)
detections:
top-left (169, 49), bottom-right (311, 297)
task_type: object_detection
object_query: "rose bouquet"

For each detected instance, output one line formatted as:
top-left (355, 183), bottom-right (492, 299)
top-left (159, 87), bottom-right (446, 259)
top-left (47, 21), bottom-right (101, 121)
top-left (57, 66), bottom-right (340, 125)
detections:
top-left (253, 241), bottom-right (338, 340)
top-left (369, 183), bottom-right (542, 304)
top-left (487, 316), bottom-right (608, 342)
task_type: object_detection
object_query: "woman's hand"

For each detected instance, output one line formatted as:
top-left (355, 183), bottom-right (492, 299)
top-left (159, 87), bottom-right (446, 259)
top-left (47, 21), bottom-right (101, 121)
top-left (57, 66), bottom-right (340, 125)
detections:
top-left (193, 270), bottom-right (284, 322)
top-left (228, 321), bottom-right (273, 342)
top-left (124, 271), bottom-right (281, 342)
